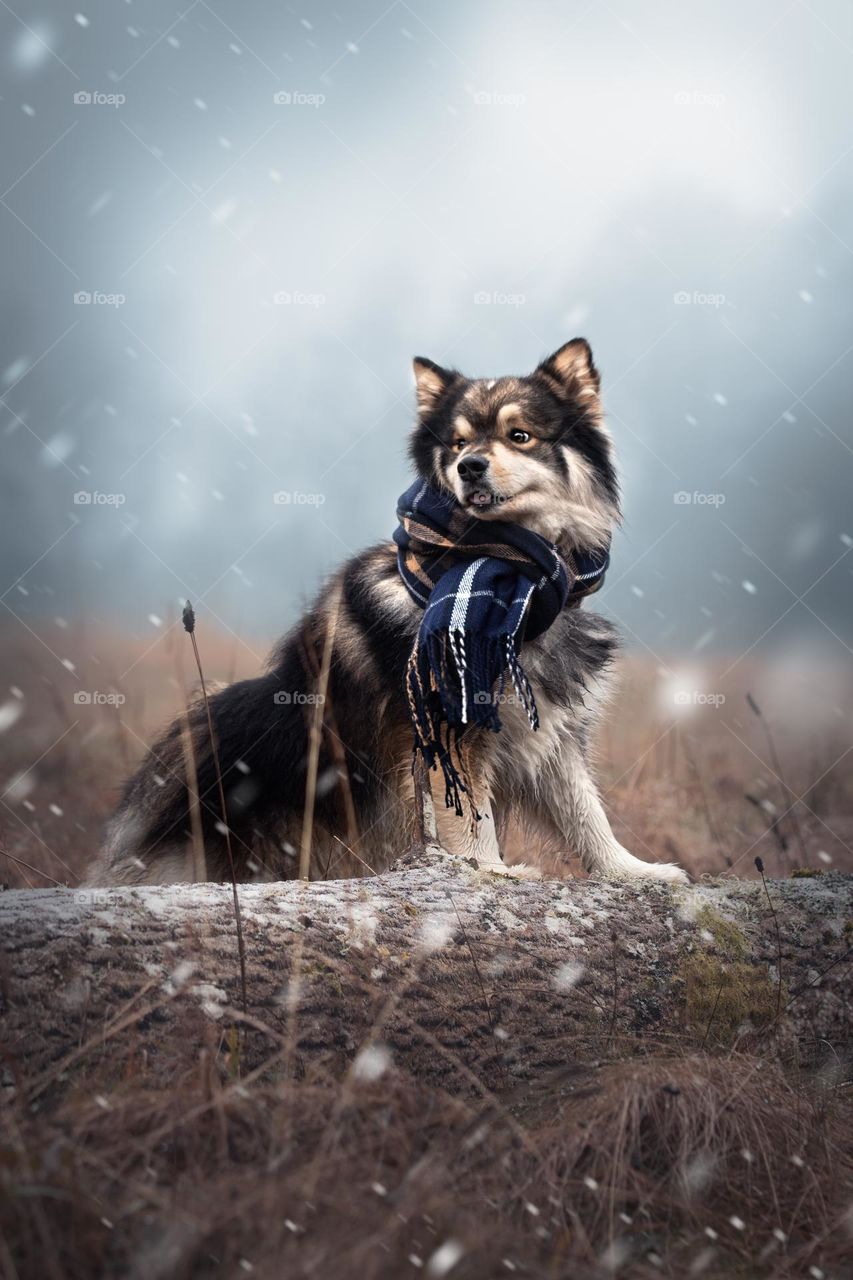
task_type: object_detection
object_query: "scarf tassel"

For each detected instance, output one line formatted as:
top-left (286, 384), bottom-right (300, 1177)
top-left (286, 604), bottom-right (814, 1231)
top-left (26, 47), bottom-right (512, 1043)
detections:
top-left (405, 628), bottom-right (539, 817)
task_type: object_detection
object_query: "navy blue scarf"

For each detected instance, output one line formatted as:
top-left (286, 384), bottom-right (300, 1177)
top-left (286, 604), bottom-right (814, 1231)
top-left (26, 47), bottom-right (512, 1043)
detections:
top-left (393, 480), bottom-right (610, 816)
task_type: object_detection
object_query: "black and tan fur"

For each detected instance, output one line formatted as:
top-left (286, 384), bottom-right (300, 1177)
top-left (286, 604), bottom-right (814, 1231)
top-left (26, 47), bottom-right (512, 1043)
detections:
top-left (88, 340), bottom-right (686, 886)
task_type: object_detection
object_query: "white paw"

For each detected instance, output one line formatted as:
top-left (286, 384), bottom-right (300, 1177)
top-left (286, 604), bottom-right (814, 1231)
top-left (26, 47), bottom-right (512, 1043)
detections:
top-left (480, 860), bottom-right (542, 881)
top-left (633, 862), bottom-right (690, 886)
top-left (592, 846), bottom-right (689, 886)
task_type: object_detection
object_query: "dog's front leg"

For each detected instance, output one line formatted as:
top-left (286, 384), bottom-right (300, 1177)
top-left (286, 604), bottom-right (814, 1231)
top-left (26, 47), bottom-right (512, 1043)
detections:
top-left (430, 770), bottom-right (540, 880)
top-left (541, 742), bottom-right (688, 884)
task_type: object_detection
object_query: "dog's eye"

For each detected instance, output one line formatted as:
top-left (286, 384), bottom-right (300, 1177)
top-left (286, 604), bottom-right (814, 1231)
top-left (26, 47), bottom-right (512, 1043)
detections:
top-left (509, 429), bottom-right (531, 444)
top-left (452, 439), bottom-right (466, 451)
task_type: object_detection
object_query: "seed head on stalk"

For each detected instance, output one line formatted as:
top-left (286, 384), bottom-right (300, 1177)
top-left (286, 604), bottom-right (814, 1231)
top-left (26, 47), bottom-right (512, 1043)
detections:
top-left (183, 600), bottom-right (247, 1018)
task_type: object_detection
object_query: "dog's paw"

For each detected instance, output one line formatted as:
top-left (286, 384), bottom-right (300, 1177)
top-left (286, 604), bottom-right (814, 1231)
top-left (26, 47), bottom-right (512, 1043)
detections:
top-left (592, 846), bottom-right (690, 886)
top-left (632, 862), bottom-right (690, 886)
top-left (480, 860), bottom-right (542, 881)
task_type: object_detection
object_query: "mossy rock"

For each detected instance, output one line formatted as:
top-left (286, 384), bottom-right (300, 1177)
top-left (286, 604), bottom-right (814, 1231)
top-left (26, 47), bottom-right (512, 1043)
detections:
top-left (681, 907), bottom-right (782, 1044)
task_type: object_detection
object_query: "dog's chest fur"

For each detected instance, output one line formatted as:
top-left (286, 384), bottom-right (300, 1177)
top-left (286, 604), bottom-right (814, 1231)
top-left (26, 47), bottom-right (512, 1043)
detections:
top-left (340, 541), bottom-right (619, 785)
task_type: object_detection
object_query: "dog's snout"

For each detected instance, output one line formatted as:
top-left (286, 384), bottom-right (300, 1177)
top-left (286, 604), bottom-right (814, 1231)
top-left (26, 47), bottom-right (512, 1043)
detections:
top-left (457, 453), bottom-right (489, 481)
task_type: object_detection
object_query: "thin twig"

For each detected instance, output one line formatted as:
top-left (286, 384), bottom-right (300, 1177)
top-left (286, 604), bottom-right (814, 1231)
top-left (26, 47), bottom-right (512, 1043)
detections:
top-left (173, 617), bottom-right (207, 882)
top-left (701, 980), bottom-right (726, 1049)
top-left (299, 584), bottom-right (341, 881)
top-left (744, 791), bottom-right (789, 860)
top-left (183, 601), bottom-right (247, 1017)
top-left (784, 945), bottom-right (852, 1012)
top-left (607, 933), bottom-right (619, 1046)
top-left (330, 833), bottom-right (380, 878)
top-left (747, 693), bottom-right (809, 868)
top-left (1, 846), bottom-right (67, 888)
top-left (411, 751), bottom-right (441, 851)
top-left (682, 732), bottom-right (731, 869)
top-left (446, 887), bottom-right (496, 1040)
top-left (301, 631), bottom-right (360, 853)
top-left (26, 978), bottom-right (163, 1101)
top-left (755, 856), bottom-right (784, 1023)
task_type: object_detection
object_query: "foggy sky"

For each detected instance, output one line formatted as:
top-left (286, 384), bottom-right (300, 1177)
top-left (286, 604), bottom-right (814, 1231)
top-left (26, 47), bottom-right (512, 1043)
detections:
top-left (2, 0), bottom-right (852, 668)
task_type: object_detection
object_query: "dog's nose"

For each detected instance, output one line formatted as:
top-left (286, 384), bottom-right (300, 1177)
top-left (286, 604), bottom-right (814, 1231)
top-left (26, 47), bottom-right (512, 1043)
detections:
top-left (457, 454), bottom-right (489, 480)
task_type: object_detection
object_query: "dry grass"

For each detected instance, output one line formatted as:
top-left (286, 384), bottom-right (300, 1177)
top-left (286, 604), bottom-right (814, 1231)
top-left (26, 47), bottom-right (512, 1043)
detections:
top-left (3, 1048), bottom-right (851, 1279)
top-left (1, 620), bottom-right (851, 889)
top-left (1, 621), bottom-right (852, 1278)
top-left (0, 620), bottom-right (261, 888)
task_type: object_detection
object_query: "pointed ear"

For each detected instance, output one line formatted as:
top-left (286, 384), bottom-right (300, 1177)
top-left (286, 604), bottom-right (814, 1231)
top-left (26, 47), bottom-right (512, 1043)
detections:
top-left (537, 338), bottom-right (600, 405)
top-left (412, 356), bottom-right (457, 416)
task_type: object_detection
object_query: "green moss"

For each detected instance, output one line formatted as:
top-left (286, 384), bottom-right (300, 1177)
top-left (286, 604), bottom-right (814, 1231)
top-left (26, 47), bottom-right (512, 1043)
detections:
top-left (681, 908), bottom-right (783, 1044)
top-left (791, 867), bottom-right (823, 878)
top-left (695, 906), bottom-right (748, 960)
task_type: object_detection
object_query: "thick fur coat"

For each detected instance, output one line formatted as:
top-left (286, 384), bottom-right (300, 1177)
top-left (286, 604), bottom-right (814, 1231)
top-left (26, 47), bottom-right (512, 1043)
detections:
top-left (88, 340), bottom-right (686, 886)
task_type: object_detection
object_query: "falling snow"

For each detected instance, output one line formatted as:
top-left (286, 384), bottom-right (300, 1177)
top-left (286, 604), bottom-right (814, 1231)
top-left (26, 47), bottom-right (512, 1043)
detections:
top-left (426, 1241), bottom-right (464, 1278)
top-left (352, 1044), bottom-right (392, 1082)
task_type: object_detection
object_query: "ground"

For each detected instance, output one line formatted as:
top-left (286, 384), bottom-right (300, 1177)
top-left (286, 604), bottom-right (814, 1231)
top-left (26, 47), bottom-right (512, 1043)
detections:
top-left (1, 622), bottom-right (852, 1279)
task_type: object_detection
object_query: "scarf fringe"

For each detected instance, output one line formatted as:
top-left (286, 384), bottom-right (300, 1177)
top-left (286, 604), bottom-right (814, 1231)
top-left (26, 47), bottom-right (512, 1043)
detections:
top-left (406, 628), bottom-right (539, 816)
top-left (393, 480), bottom-right (609, 824)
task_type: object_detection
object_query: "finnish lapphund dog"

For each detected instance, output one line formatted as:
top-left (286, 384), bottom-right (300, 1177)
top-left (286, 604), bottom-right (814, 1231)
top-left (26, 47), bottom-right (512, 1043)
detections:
top-left (88, 340), bottom-right (686, 886)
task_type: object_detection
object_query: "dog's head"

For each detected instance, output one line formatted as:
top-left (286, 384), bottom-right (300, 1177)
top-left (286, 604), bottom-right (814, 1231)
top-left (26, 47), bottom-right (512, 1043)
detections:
top-left (408, 340), bottom-right (619, 551)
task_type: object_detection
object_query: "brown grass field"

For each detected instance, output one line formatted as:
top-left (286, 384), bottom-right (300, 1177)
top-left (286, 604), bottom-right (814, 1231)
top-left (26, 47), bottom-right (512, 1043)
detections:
top-left (1, 619), bottom-right (851, 889)
top-left (1, 619), bottom-right (852, 1279)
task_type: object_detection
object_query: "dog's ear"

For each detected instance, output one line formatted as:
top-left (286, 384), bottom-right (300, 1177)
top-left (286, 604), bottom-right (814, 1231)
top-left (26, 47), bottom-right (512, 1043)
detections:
top-left (537, 339), bottom-right (600, 405)
top-left (412, 356), bottom-right (457, 417)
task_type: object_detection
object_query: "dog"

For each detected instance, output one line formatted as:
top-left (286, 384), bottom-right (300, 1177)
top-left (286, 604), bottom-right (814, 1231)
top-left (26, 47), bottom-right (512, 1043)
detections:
top-left (87, 339), bottom-right (687, 887)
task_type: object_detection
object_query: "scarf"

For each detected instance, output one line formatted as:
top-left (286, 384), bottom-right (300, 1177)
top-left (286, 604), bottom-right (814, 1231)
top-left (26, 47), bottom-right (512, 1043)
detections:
top-left (393, 480), bottom-right (610, 816)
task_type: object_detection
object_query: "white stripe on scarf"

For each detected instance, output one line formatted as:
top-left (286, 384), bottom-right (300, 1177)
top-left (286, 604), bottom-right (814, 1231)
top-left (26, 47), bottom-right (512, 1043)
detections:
top-left (449, 557), bottom-right (487, 723)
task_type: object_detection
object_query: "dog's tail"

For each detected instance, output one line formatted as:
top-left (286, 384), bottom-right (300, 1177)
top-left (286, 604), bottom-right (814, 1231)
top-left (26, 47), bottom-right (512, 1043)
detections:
top-left (86, 671), bottom-right (310, 885)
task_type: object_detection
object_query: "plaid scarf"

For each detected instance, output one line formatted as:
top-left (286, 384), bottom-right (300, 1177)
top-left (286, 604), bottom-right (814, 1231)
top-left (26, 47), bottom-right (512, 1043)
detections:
top-left (393, 480), bottom-right (610, 817)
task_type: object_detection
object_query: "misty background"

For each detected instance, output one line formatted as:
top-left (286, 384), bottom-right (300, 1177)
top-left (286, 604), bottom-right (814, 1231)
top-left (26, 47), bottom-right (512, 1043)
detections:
top-left (2, 0), bottom-right (852, 672)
